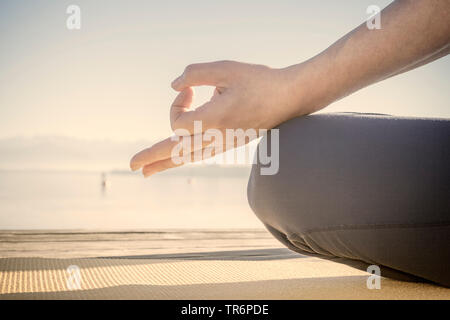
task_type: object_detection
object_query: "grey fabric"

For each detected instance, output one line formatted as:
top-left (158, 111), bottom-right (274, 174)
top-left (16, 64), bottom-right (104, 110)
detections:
top-left (248, 113), bottom-right (450, 287)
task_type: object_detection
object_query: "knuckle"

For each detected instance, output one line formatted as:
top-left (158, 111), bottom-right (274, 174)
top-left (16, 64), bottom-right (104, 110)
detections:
top-left (249, 63), bottom-right (270, 75)
top-left (216, 60), bottom-right (237, 69)
top-left (183, 64), bottom-right (197, 76)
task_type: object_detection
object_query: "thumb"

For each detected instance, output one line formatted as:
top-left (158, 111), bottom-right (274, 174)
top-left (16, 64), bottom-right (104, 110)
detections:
top-left (170, 87), bottom-right (194, 130)
top-left (170, 87), bottom-right (228, 134)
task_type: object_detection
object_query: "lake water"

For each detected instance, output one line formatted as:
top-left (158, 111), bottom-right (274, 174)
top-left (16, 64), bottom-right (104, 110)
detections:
top-left (0, 167), bottom-right (262, 230)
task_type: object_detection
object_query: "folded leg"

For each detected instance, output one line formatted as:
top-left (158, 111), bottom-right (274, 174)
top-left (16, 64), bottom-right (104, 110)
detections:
top-left (248, 113), bottom-right (450, 286)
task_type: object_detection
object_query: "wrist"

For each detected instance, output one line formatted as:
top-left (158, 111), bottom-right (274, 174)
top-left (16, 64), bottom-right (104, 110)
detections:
top-left (282, 55), bottom-right (339, 117)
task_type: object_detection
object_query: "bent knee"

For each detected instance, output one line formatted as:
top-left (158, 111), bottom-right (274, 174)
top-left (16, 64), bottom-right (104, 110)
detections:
top-left (248, 112), bottom-right (450, 235)
top-left (247, 122), bottom-right (311, 235)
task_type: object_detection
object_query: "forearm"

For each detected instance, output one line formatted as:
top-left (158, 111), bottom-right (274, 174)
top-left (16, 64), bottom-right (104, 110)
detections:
top-left (387, 44), bottom-right (450, 79)
top-left (288, 0), bottom-right (450, 115)
top-left (132, 1), bottom-right (450, 176)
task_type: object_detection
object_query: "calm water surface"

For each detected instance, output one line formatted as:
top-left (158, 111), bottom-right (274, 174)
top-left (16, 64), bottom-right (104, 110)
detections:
top-left (0, 169), bottom-right (261, 229)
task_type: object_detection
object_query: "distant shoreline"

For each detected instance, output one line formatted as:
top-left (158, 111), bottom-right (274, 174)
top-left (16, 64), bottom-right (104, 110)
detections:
top-left (0, 164), bottom-right (252, 176)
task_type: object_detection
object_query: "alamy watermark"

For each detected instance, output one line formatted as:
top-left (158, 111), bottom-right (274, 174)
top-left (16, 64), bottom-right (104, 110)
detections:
top-left (66, 5), bottom-right (81, 30)
top-left (366, 4), bottom-right (381, 30)
top-left (171, 121), bottom-right (279, 175)
top-left (366, 5), bottom-right (381, 30)
top-left (366, 265), bottom-right (381, 289)
top-left (66, 265), bottom-right (82, 290)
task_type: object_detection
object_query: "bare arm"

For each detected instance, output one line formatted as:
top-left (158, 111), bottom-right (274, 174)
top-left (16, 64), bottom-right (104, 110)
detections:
top-left (131, 0), bottom-right (450, 176)
top-left (286, 0), bottom-right (450, 115)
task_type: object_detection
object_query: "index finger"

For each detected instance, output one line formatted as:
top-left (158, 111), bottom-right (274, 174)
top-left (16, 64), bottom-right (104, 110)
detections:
top-left (171, 61), bottom-right (234, 91)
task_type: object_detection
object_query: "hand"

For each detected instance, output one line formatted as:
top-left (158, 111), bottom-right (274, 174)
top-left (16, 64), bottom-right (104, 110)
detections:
top-left (130, 0), bottom-right (450, 177)
top-left (130, 61), bottom-right (305, 177)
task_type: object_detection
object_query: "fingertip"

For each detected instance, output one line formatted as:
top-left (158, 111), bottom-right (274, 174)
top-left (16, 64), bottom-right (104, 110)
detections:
top-left (142, 167), bottom-right (155, 178)
top-left (171, 88), bottom-right (194, 115)
top-left (171, 76), bottom-right (183, 91)
top-left (142, 171), bottom-right (151, 178)
top-left (180, 86), bottom-right (194, 96)
top-left (129, 154), bottom-right (140, 171)
top-left (130, 161), bottom-right (138, 171)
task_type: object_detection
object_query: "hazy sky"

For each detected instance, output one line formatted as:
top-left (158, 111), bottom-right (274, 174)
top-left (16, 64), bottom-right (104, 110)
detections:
top-left (1, 0), bottom-right (449, 142)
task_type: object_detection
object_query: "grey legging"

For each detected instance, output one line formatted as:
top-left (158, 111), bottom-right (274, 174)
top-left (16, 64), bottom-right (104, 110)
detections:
top-left (247, 113), bottom-right (450, 287)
